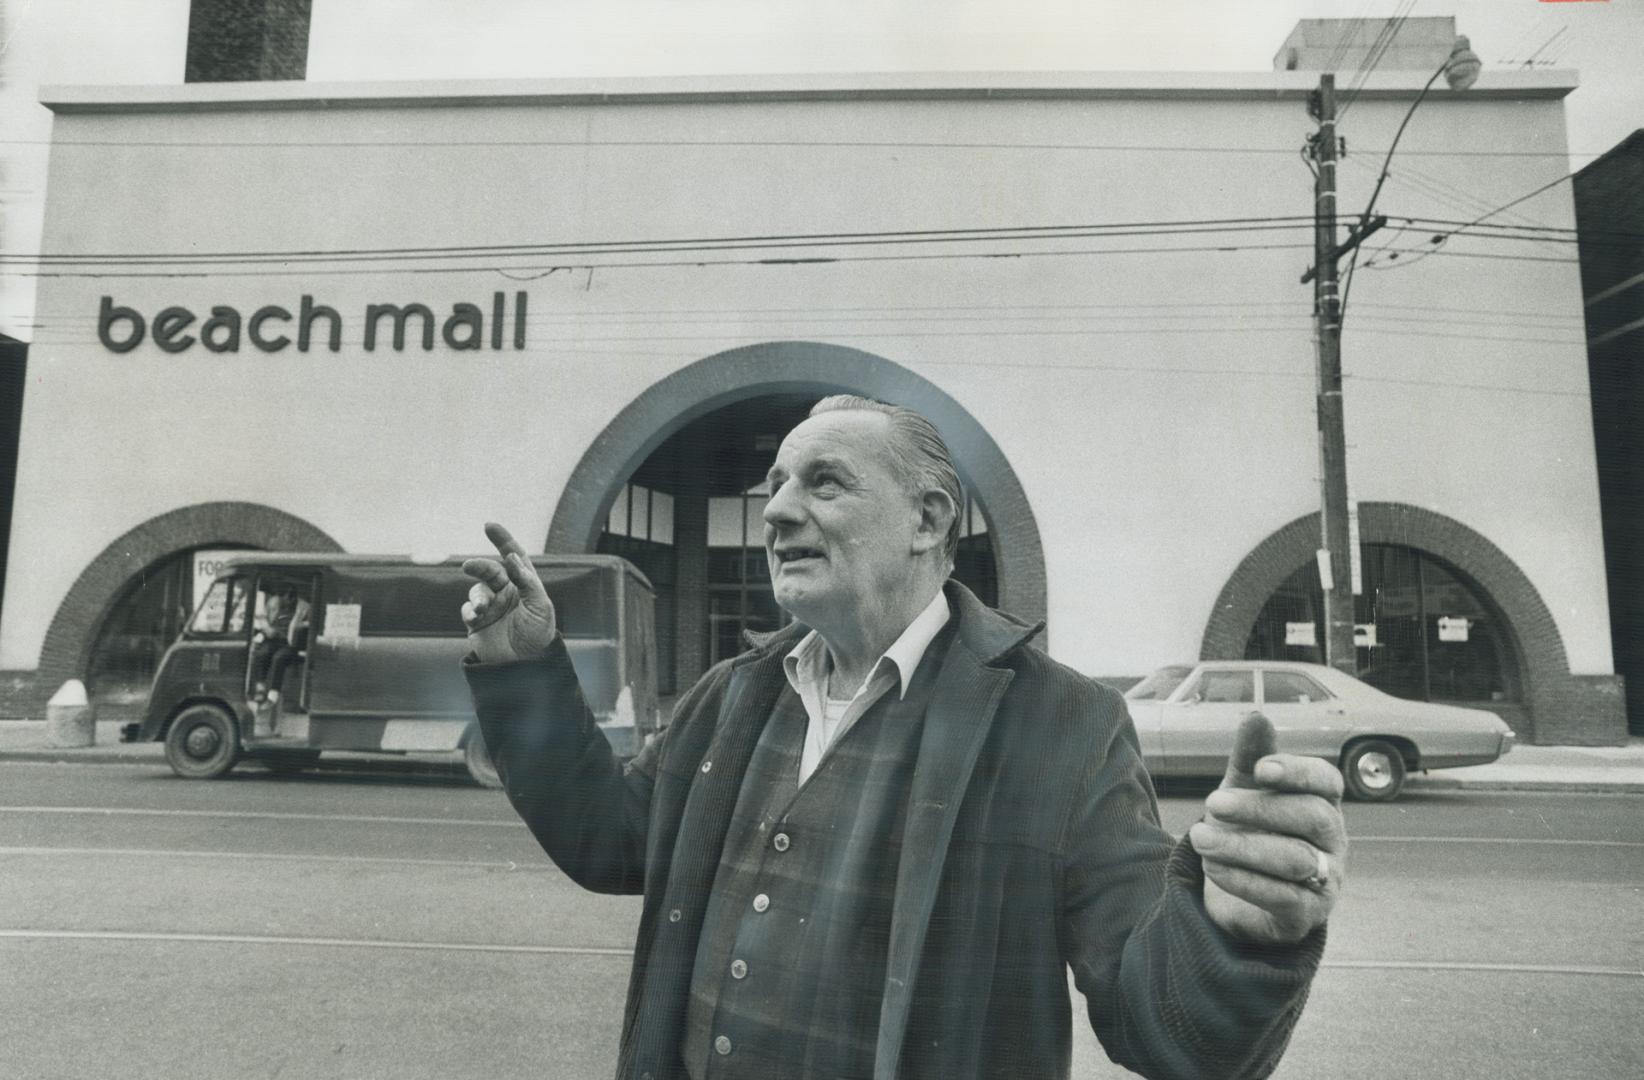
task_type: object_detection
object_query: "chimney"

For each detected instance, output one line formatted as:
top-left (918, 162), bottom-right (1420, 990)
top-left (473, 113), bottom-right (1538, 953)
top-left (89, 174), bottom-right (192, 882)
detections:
top-left (1275, 16), bottom-right (1458, 73)
top-left (185, 0), bottom-right (312, 82)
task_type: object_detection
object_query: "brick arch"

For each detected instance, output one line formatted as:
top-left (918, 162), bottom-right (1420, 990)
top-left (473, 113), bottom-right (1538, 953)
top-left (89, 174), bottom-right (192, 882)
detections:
top-left (1199, 502), bottom-right (1612, 744)
top-left (545, 341), bottom-right (1047, 628)
top-left (37, 502), bottom-right (341, 695)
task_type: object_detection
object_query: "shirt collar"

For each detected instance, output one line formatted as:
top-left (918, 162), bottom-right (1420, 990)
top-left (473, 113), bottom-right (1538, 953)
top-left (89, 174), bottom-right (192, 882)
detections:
top-left (783, 587), bottom-right (953, 701)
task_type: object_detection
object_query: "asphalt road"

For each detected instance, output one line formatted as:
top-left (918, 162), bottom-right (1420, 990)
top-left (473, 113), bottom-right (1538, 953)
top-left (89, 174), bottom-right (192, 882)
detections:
top-left (2, 760), bottom-right (1640, 1080)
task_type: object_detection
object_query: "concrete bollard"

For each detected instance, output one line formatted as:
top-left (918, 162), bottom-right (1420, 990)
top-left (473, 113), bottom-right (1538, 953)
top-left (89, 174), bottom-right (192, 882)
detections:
top-left (45, 679), bottom-right (96, 748)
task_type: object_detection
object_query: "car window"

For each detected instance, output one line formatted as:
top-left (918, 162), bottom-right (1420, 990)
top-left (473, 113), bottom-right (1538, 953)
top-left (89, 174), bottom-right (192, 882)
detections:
top-left (1262, 671), bottom-right (1331, 704)
top-left (1196, 670), bottom-right (1254, 704)
top-left (1127, 665), bottom-right (1194, 701)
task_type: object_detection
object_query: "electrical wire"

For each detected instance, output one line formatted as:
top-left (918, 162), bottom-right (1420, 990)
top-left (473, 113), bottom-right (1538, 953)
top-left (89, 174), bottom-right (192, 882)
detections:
top-left (0, 217), bottom-right (1321, 268)
top-left (1365, 170), bottom-right (1587, 273)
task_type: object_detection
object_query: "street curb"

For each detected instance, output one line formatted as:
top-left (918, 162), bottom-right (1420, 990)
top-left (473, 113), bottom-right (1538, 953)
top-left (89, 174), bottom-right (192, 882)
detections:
top-left (3, 748), bottom-right (1641, 793)
top-left (0, 749), bottom-right (165, 765)
top-left (1407, 777), bottom-right (1644, 795)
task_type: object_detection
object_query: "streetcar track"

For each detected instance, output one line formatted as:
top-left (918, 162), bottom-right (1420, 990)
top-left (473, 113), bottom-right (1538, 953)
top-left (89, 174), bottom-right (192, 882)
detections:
top-left (0, 845), bottom-right (553, 870)
top-left (0, 805), bottom-right (522, 827)
top-left (3, 806), bottom-right (1639, 848)
top-left (1, 929), bottom-right (1637, 979)
top-left (0, 929), bottom-right (632, 957)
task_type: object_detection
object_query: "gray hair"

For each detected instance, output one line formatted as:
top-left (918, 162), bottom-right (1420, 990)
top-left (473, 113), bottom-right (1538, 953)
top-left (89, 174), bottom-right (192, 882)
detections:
top-left (808, 394), bottom-right (964, 565)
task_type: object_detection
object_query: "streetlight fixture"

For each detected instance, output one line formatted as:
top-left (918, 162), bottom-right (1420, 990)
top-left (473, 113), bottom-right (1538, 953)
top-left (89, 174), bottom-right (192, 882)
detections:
top-left (1302, 35), bottom-right (1479, 675)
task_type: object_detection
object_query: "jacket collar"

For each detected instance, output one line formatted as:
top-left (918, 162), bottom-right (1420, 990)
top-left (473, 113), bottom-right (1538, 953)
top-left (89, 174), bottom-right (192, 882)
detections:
top-left (740, 578), bottom-right (1043, 669)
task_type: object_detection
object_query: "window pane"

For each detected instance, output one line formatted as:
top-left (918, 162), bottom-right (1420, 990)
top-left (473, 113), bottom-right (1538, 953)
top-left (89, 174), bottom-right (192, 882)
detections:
top-left (1263, 671), bottom-right (1328, 704)
top-left (1199, 670), bottom-right (1254, 703)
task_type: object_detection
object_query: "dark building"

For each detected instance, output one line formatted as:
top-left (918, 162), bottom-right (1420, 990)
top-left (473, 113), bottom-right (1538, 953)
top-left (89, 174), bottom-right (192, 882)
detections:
top-left (1574, 130), bottom-right (1644, 736)
top-left (0, 334), bottom-right (25, 620)
top-left (185, 0), bottom-right (311, 83)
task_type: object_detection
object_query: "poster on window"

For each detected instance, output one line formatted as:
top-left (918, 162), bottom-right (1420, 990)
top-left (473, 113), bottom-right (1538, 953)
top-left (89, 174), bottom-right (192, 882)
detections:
top-left (1285, 621), bottom-right (1317, 647)
top-left (190, 549), bottom-right (241, 622)
top-left (1438, 616), bottom-right (1472, 642)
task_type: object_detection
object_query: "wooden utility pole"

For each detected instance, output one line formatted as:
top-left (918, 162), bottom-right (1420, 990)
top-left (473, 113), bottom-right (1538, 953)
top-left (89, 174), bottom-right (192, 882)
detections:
top-left (1309, 74), bottom-right (1358, 676)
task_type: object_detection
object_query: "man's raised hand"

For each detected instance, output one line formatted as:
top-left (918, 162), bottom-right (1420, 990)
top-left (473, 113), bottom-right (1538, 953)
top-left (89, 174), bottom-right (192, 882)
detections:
top-left (1188, 712), bottom-right (1348, 944)
top-left (461, 523), bottom-right (558, 663)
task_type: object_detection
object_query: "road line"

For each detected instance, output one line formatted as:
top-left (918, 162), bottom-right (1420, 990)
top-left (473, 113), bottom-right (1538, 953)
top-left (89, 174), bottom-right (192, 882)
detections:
top-left (0, 929), bottom-right (633, 957)
top-left (0, 846), bottom-right (552, 871)
top-left (1323, 959), bottom-right (1643, 978)
top-left (2, 930), bottom-right (1634, 978)
top-left (1351, 836), bottom-right (1644, 848)
top-left (0, 806), bottom-right (523, 828)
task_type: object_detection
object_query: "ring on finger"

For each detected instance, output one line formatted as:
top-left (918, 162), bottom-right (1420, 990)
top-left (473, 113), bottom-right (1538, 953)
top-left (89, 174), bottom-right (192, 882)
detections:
top-left (1299, 848), bottom-right (1330, 893)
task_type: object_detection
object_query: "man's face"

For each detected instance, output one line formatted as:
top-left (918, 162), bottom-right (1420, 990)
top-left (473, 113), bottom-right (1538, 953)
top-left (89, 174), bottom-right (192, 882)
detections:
top-left (763, 410), bottom-right (922, 626)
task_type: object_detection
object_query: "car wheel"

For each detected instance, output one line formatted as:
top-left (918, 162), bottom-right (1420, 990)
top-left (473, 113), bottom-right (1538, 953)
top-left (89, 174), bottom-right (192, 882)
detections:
top-left (259, 750), bottom-right (321, 775)
top-left (163, 703), bottom-right (240, 780)
top-left (464, 726), bottom-right (502, 789)
top-left (1342, 739), bottom-right (1406, 802)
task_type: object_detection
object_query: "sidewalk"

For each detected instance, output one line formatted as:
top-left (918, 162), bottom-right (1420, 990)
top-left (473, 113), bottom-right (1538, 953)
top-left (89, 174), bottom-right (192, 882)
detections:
top-left (3, 719), bottom-right (1642, 792)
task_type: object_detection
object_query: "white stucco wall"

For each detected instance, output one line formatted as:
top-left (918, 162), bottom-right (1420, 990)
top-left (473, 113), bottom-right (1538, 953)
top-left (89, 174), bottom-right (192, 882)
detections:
top-left (3, 71), bottom-right (1612, 680)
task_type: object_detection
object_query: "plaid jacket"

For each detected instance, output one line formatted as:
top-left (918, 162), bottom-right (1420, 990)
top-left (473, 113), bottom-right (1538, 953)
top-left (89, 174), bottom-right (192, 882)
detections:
top-left (465, 581), bottom-right (1323, 1080)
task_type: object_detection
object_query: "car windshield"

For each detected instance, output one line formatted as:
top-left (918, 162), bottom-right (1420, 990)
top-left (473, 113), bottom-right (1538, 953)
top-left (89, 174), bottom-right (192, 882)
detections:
top-left (1127, 665), bottom-right (1194, 701)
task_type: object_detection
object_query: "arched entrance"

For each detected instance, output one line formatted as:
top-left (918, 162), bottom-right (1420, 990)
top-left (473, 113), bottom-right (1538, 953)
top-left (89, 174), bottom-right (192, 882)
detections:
top-left (1201, 502), bottom-right (1624, 744)
top-left (38, 502), bottom-right (341, 717)
top-left (547, 342), bottom-right (1043, 694)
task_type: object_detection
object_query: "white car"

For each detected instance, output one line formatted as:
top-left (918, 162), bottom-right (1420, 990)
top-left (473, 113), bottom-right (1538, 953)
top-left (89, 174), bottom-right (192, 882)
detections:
top-left (1123, 660), bottom-right (1515, 801)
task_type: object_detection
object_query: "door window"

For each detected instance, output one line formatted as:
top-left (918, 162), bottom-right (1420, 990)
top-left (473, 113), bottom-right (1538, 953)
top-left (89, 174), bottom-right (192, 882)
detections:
top-left (1195, 670), bottom-right (1255, 704)
top-left (1262, 671), bottom-right (1331, 704)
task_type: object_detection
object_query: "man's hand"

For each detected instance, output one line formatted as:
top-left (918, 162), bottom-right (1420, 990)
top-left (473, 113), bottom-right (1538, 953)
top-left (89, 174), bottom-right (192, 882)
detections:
top-left (1188, 712), bottom-right (1347, 944)
top-left (460, 522), bottom-right (558, 663)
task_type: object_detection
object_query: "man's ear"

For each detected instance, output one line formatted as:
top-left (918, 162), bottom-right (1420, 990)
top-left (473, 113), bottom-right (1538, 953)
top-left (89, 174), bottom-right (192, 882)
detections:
top-left (911, 489), bottom-right (958, 556)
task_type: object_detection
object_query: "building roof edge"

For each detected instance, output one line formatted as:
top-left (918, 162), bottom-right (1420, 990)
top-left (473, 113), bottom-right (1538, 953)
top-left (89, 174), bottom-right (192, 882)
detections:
top-left (40, 68), bottom-right (1579, 114)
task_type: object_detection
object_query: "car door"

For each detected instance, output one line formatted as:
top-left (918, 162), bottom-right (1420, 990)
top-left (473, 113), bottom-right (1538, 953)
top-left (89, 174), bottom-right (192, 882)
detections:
top-left (1160, 668), bottom-right (1257, 775)
top-left (1256, 668), bottom-right (1345, 759)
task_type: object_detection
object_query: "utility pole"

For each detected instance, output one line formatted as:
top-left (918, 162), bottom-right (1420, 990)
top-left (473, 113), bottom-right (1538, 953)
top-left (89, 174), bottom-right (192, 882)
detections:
top-left (1308, 73), bottom-right (1358, 676)
top-left (1301, 39), bottom-right (1476, 677)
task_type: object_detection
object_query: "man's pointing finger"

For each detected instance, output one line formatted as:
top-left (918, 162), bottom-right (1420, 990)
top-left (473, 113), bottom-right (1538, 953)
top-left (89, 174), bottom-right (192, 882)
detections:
top-left (484, 521), bottom-right (531, 562)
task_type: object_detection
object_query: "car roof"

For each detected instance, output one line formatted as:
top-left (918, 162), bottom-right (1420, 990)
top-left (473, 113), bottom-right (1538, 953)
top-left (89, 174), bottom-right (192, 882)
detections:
top-left (1175, 660), bottom-right (1340, 675)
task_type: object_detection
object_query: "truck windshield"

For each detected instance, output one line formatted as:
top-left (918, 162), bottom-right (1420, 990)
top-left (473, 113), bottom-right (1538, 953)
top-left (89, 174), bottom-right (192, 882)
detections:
top-left (188, 578), bottom-right (249, 636)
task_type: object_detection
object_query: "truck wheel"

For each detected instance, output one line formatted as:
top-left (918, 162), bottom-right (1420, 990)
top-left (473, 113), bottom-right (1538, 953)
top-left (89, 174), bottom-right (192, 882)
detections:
top-left (464, 727), bottom-right (503, 789)
top-left (164, 704), bottom-right (240, 780)
top-left (1342, 739), bottom-right (1406, 802)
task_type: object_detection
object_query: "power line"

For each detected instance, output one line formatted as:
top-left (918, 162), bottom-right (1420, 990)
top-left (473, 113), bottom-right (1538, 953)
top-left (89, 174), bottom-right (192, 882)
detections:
top-left (1364, 168), bottom-right (1586, 272)
top-left (0, 240), bottom-right (1324, 280)
top-left (4, 210), bottom-right (1616, 274)
top-left (0, 217), bottom-right (1320, 268)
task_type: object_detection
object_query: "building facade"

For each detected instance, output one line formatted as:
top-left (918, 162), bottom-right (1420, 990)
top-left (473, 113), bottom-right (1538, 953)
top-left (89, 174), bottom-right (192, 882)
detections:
top-left (0, 53), bottom-right (1626, 742)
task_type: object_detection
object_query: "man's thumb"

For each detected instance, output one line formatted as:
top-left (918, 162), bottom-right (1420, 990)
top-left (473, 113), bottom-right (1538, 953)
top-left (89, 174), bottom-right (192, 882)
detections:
top-left (1222, 711), bottom-right (1279, 790)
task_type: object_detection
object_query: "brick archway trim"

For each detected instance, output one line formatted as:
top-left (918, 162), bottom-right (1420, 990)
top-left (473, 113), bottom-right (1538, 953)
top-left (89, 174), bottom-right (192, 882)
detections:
top-left (1200, 501), bottom-right (1625, 744)
top-left (37, 502), bottom-right (342, 695)
top-left (545, 341), bottom-right (1047, 629)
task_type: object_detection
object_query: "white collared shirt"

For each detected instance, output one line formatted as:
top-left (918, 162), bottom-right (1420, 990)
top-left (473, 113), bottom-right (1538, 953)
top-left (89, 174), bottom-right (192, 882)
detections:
top-left (782, 588), bottom-right (952, 784)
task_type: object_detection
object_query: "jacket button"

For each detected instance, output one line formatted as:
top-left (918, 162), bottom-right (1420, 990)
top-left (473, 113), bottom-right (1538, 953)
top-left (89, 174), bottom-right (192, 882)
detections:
top-left (668, 908), bottom-right (682, 923)
top-left (773, 832), bottom-right (790, 852)
top-left (701, 759), bottom-right (713, 773)
top-left (752, 893), bottom-right (770, 912)
top-left (714, 1035), bottom-right (733, 1055)
top-left (730, 959), bottom-right (747, 979)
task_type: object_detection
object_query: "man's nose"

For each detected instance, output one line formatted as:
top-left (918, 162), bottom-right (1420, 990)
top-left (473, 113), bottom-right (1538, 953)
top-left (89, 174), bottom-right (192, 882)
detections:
top-left (763, 478), bottom-right (803, 528)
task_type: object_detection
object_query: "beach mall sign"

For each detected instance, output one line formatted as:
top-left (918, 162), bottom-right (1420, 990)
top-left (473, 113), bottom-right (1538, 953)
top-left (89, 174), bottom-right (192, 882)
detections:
top-left (97, 292), bottom-right (530, 353)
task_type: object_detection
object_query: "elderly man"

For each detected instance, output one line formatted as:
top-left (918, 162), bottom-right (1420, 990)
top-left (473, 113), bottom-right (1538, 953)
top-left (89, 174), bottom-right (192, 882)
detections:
top-left (462, 395), bottom-right (1346, 1080)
